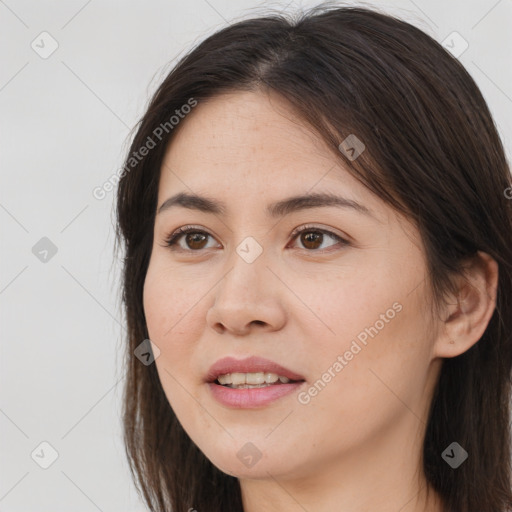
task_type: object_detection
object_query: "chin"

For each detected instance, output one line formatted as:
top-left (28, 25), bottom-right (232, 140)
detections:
top-left (211, 456), bottom-right (290, 480)
top-left (196, 438), bottom-right (303, 481)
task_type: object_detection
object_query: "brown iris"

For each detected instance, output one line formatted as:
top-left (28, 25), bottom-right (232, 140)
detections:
top-left (185, 232), bottom-right (208, 250)
top-left (300, 231), bottom-right (323, 250)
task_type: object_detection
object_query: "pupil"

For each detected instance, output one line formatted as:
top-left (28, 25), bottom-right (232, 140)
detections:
top-left (187, 233), bottom-right (206, 249)
top-left (302, 232), bottom-right (322, 249)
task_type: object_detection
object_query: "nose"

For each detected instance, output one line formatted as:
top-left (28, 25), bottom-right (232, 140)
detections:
top-left (206, 248), bottom-right (287, 336)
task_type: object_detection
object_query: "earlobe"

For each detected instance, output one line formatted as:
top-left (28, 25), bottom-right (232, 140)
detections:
top-left (433, 251), bottom-right (498, 359)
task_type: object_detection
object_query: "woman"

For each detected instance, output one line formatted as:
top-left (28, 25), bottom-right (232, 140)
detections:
top-left (115, 3), bottom-right (512, 511)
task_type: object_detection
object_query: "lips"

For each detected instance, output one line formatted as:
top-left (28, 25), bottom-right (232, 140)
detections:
top-left (206, 356), bottom-right (306, 383)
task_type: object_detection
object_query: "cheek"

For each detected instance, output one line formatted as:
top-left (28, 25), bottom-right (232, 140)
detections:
top-left (142, 259), bottom-right (210, 399)
top-left (143, 265), bottom-right (205, 427)
top-left (143, 258), bottom-right (204, 344)
top-left (295, 298), bottom-right (432, 459)
top-left (288, 245), bottom-right (417, 336)
top-left (299, 259), bottom-right (433, 408)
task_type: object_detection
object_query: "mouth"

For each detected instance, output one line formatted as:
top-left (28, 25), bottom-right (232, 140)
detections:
top-left (206, 356), bottom-right (306, 408)
top-left (206, 355), bottom-right (306, 385)
top-left (214, 371), bottom-right (304, 388)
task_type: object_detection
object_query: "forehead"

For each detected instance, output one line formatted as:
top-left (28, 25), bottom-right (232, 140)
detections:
top-left (165, 91), bottom-right (332, 169)
top-left (159, 91), bottom-right (370, 201)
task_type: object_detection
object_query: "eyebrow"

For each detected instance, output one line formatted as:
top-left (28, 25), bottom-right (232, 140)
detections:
top-left (156, 191), bottom-right (375, 219)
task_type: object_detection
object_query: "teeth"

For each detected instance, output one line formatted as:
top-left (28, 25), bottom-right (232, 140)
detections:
top-left (216, 372), bottom-right (293, 386)
top-left (231, 372), bottom-right (247, 386)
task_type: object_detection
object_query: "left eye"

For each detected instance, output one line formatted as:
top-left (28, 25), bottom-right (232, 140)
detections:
top-left (163, 225), bottom-right (349, 252)
top-left (289, 225), bottom-right (349, 251)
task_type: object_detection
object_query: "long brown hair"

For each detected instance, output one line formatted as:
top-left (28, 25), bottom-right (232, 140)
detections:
top-left (115, 3), bottom-right (512, 511)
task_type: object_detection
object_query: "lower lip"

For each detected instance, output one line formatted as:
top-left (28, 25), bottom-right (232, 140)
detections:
top-left (207, 381), bottom-right (304, 408)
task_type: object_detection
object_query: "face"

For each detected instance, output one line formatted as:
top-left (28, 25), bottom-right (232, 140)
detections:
top-left (143, 90), bottom-right (441, 482)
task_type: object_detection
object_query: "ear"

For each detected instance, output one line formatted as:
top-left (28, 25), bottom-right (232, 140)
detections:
top-left (433, 251), bottom-right (499, 358)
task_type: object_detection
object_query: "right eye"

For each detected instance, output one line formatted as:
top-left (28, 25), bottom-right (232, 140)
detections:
top-left (163, 225), bottom-right (219, 252)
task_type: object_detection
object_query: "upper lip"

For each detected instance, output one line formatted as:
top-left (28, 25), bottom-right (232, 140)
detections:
top-left (206, 356), bottom-right (306, 383)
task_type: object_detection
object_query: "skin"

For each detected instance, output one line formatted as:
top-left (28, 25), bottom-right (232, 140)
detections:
top-left (143, 90), bottom-right (498, 512)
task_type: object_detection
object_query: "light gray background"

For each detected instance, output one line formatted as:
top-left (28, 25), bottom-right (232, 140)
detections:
top-left (1, 0), bottom-right (511, 510)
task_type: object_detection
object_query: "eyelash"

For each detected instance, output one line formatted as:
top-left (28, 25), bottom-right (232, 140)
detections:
top-left (162, 224), bottom-right (350, 253)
